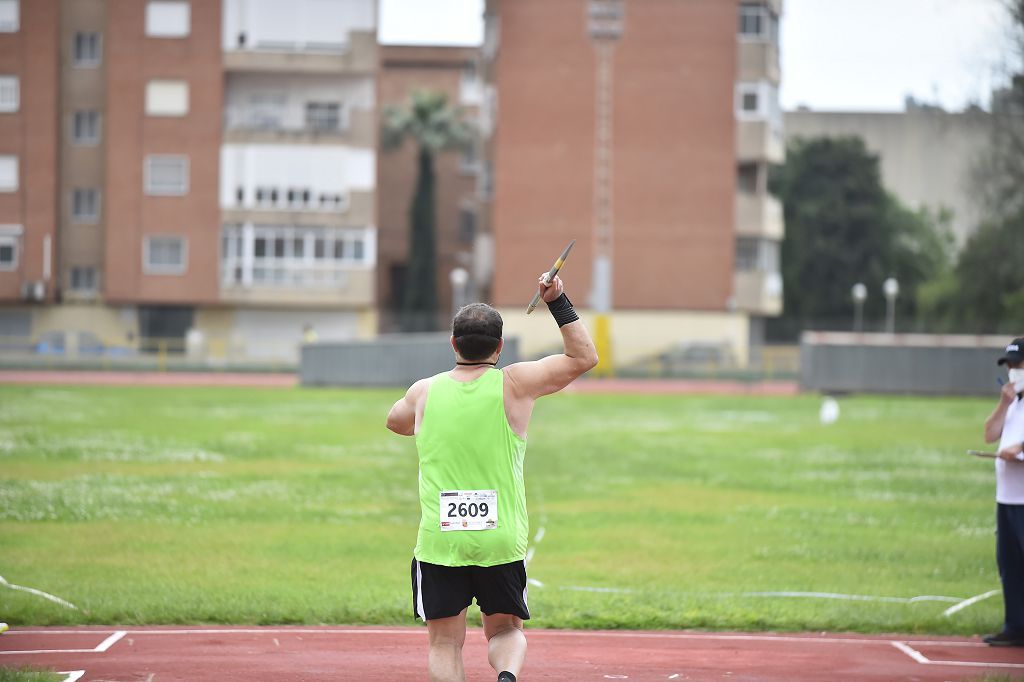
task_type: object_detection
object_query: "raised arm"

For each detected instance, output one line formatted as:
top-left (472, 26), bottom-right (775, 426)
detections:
top-left (505, 275), bottom-right (599, 400)
top-left (386, 378), bottom-right (428, 436)
top-left (985, 382), bottom-right (1018, 443)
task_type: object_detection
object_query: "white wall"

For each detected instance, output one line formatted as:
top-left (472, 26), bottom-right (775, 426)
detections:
top-left (223, 0), bottom-right (377, 51)
top-left (220, 144), bottom-right (376, 208)
top-left (230, 308), bottom-right (359, 360)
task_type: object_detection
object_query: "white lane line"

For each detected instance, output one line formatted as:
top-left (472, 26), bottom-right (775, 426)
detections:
top-left (58, 672), bottom-right (85, 682)
top-left (1, 648), bottom-right (100, 655)
top-left (744, 591), bottom-right (961, 604)
top-left (525, 547), bottom-right (535, 564)
top-left (527, 578), bottom-right (545, 588)
top-left (0, 574), bottom-right (79, 611)
top-left (668, 675), bottom-right (680, 680)
top-left (561, 585), bottom-right (636, 594)
top-left (533, 527), bottom-right (546, 543)
top-left (942, 589), bottom-right (1002, 617)
top-left (95, 630), bottom-right (127, 652)
top-left (892, 641), bottom-right (929, 664)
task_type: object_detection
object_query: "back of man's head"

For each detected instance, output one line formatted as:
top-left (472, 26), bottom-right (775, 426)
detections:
top-left (453, 303), bottom-right (502, 361)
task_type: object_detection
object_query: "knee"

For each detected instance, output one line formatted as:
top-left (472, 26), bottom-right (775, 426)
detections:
top-left (485, 620), bottom-right (525, 642)
top-left (429, 631), bottom-right (466, 650)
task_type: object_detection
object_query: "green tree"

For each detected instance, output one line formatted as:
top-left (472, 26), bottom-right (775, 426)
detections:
top-left (771, 136), bottom-right (953, 334)
top-left (382, 90), bottom-right (473, 332)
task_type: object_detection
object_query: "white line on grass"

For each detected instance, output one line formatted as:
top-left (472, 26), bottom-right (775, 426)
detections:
top-left (743, 591), bottom-right (961, 604)
top-left (942, 589), bottom-right (1002, 617)
top-left (0, 574), bottom-right (79, 610)
top-left (58, 672), bottom-right (85, 682)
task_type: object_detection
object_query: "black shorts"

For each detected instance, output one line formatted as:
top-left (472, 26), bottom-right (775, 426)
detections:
top-left (410, 558), bottom-right (531, 622)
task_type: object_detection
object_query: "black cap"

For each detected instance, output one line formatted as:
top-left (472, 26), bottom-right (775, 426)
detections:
top-left (997, 337), bottom-right (1024, 366)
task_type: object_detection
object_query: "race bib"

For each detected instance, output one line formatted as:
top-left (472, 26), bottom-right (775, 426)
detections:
top-left (439, 490), bottom-right (498, 531)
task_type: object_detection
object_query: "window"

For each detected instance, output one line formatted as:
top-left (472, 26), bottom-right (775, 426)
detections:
top-left (735, 81), bottom-right (780, 123)
top-left (145, 80), bottom-right (189, 116)
top-left (0, 0), bottom-right (19, 32)
top-left (0, 155), bottom-right (18, 191)
top-left (737, 163), bottom-right (760, 194)
top-left (144, 236), bottom-right (187, 274)
top-left (305, 102), bottom-right (341, 132)
top-left (738, 3), bottom-right (778, 42)
top-left (0, 76), bottom-right (18, 112)
top-left (73, 32), bottom-right (101, 67)
top-left (0, 235), bottom-right (17, 269)
top-left (735, 237), bottom-right (780, 273)
top-left (146, 1), bottom-right (190, 37)
top-left (458, 207), bottom-right (476, 244)
top-left (72, 188), bottom-right (100, 223)
top-left (72, 110), bottom-right (100, 144)
top-left (69, 266), bottom-right (97, 293)
top-left (144, 155), bottom-right (189, 195)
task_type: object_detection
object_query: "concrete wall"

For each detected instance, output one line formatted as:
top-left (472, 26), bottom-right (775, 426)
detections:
top-left (300, 334), bottom-right (521, 387)
top-left (800, 331), bottom-right (1009, 396)
top-left (785, 109), bottom-right (991, 247)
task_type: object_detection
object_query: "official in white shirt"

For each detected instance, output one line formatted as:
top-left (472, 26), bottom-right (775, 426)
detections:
top-left (983, 337), bottom-right (1024, 647)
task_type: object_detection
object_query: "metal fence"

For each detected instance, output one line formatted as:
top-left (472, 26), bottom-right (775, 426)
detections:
top-left (800, 331), bottom-right (1010, 395)
top-left (300, 334), bottom-right (521, 387)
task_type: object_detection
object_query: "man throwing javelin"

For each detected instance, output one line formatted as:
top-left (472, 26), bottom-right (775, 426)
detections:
top-left (386, 274), bottom-right (598, 682)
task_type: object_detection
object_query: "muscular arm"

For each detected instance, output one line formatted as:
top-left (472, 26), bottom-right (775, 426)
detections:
top-left (985, 383), bottom-right (1018, 443)
top-left (505, 318), bottom-right (598, 400)
top-left (386, 379), bottom-right (428, 436)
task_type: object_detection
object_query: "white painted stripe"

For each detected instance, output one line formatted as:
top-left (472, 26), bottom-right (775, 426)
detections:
top-left (414, 560), bottom-right (426, 621)
top-left (527, 578), bottom-right (544, 588)
top-left (942, 589), bottom-right (1002, 617)
top-left (561, 585), bottom-right (636, 594)
top-left (533, 527), bottom-right (546, 543)
top-left (524, 547), bottom-right (535, 564)
top-left (924, 659), bottom-right (1024, 669)
top-left (0, 648), bottom-right (100, 655)
top-left (891, 641), bottom-right (930, 664)
top-left (95, 630), bottom-right (126, 652)
top-left (744, 591), bottom-right (960, 604)
top-left (0, 574), bottom-right (79, 610)
top-left (59, 672), bottom-right (85, 682)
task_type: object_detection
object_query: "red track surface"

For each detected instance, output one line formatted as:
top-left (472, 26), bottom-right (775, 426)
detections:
top-left (3, 626), bottom-right (1023, 681)
top-left (0, 370), bottom-right (797, 395)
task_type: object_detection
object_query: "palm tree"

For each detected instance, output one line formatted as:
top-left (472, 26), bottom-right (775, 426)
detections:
top-left (382, 90), bottom-right (473, 332)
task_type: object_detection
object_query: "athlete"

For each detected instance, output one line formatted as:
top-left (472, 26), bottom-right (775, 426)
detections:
top-left (386, 274), bottom-right (598, 682)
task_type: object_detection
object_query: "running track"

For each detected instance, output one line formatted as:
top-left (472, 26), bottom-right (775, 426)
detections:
top-left (3, 626), bottom-right (1024, 681)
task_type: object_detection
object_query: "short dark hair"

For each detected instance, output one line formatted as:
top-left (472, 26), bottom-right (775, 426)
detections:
top-left (452, 303), bottom-right (502, 361)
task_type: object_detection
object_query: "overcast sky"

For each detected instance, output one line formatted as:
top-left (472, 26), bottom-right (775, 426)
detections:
top-left (377, 0), bottom-right (1015, 112)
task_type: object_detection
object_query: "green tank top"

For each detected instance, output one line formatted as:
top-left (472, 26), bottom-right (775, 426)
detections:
top-left (413, 368), bottom-right (529, 567)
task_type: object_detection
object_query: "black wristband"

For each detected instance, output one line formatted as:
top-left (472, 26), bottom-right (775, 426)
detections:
top-left (546, 293), bottom-right (579, 328)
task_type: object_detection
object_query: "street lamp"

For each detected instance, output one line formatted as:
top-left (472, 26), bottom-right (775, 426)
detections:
top-left (851, 282), bottom-right (867, 332)
top-left (883, 277), bottom-right (899, 334)
top-left (449, 267), bottom-right (469, 317)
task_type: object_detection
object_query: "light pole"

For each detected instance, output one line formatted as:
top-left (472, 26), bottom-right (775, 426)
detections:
top-left (587, 0), bottom-right (623, 377)
top-left (449, 267), bottom-right (469, 318)
top-left (851, 282), bottom-right (867, 333)
top-left (883, 277), bottom-right (899, 334)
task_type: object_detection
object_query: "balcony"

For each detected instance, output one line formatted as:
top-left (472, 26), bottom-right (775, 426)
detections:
top-left (735, 192), bottom-right (784, 240)
top-left (223, 107), bottom-right (375, 147)
top-left (737, 120), bottom-right (784, 164)
top-left (223, 31), bottom-right (377, 74)
top-left (738, 41), bottom-right (780, 85)
top-left (734, 270), bottom-right (783, 316)
top-left (222, 190), bottom-right (375, 227)
top-left (219, 224), bottom-right (375, 308)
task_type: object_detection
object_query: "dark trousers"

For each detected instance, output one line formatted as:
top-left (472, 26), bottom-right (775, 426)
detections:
top-left (997, 503), bottom-right (1024, 634)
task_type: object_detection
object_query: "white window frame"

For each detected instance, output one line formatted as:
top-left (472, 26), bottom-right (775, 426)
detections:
top-left (0, 155), bottom-right (18, 192)
top-left (735, 81), bottom-right (780, 125)
top-left (304, 101), bottom-right (343, 132)
top-left (0, 75), bottom-right (18, 112)
top-left (72, 110), bottom-right (101, 145)
top-left (144, 235), bottom-right (188, 275)
top-left (145, 80), bottom-right (189, 117)
top-left (144, 155), bottom-right (189, 196)
top-left (0, 0), bottom-right (19, 33)
top-left (145, 1), bottom-right (190, 38)
top-left (69, 265), bottom-right (98, 293)
top-left (71, 188), bottom-right (100, 224)
top-left (73, 31), bottom-right (102, 67)
top-left (0, 233), bottom-right (18, 270)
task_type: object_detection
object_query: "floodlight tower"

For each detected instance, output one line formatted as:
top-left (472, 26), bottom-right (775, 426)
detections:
top-left (587, 0), bottom-right (623, 377)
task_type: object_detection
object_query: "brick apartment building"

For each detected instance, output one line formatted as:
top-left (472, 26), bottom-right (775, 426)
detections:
top-left (480, 0), bottom-right (784, 366)
top-left (0, 0), bottom-right (379, 361)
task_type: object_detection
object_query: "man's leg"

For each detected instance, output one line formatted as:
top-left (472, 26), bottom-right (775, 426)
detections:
top-left (482, 612), bottom-right (526, 680)
top-left (1002, 505), bottom-right (1024, 634)
top-left (427, 608), bottom-right (468, 682)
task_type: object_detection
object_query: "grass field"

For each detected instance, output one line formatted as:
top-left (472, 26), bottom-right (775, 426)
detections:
top-left (0, 383), bottom-right (1006, 635)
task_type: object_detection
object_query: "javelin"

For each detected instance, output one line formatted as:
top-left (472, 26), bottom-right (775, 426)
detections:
top-left (967, 450), bottom-right (998, 459)
top-left (526, 239), bottom-right (576, 314)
